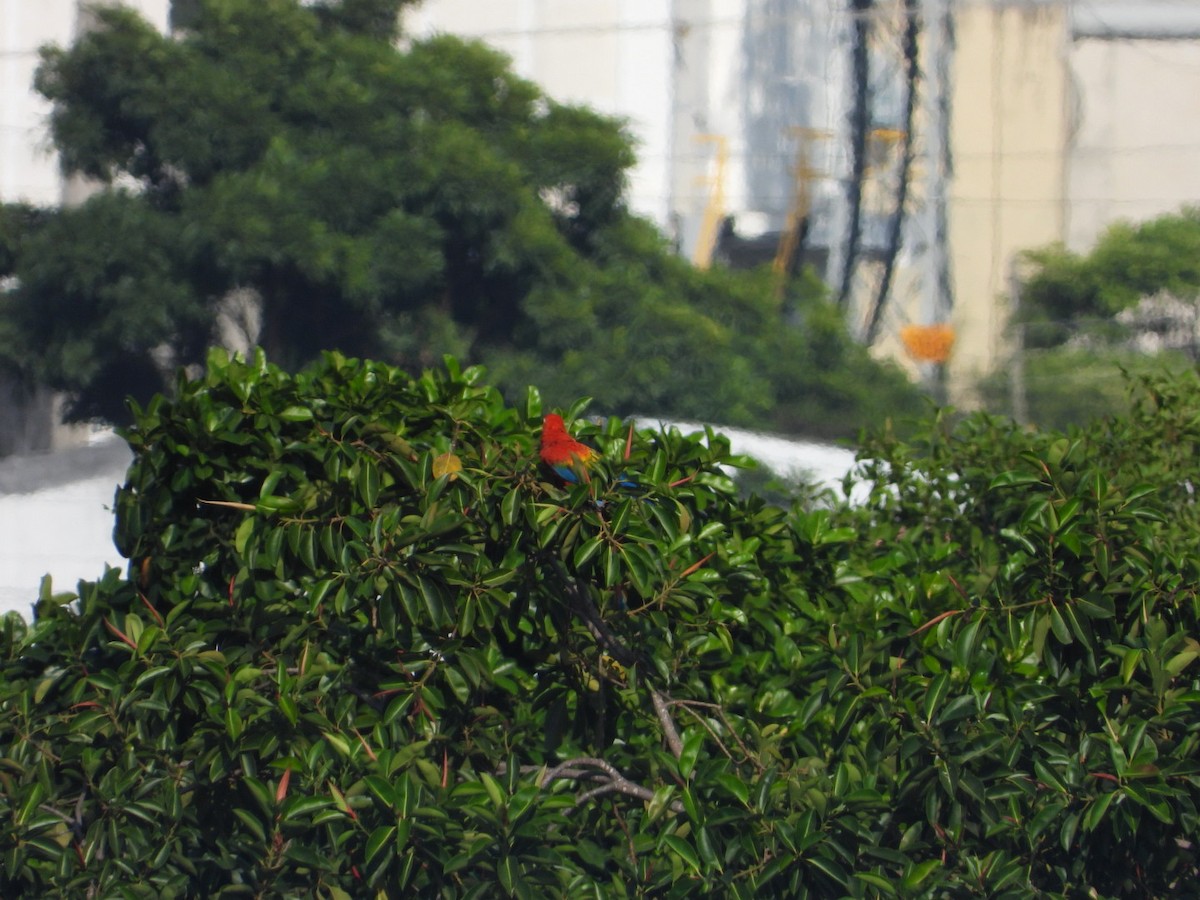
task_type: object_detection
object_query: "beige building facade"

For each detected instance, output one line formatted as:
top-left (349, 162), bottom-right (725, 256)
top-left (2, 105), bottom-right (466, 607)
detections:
top-left (1065, 36), bottom-right (1200, 251)
top-left (942, 1), bottom-right (1070, 394)
top-left (942, 0), bottom-right (1200, 401)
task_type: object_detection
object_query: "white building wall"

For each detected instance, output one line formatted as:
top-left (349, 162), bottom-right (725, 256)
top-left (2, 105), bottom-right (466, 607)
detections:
top-left (0, 0), bottom-right (78, 204)
top-left (0, 0), bottom-right (169, 206)
top-left (616, 0), bottom-right (673, 227)
top-left (407, 0), bottom-right (675, 225)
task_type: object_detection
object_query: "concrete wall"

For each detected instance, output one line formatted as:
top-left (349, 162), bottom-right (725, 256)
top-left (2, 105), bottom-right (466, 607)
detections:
top-left (1066, 38), bottom-right (1200, 251)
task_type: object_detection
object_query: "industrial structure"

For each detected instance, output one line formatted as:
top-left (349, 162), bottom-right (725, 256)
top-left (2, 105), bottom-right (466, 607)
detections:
top-left (409, 0), bottom-right (1200, 402)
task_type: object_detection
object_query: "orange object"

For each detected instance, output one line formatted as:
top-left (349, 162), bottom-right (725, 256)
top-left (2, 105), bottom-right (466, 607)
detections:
top-left (900, 323), bottom-right (956, 364)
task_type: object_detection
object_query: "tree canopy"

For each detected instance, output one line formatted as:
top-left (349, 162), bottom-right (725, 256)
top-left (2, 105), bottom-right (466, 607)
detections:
top-left (0, 0), bottom-right (920, 435)
top-left (1, 351), bottom-right (1198, 895)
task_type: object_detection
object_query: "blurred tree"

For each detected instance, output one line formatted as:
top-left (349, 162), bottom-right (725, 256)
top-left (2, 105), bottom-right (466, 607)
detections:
top-left (1017, 207), bottom-right (1200, 348)
top-left (3, 0), bottom-right (921, 435)
top-left (990, 208), bottom-right (1200, 432)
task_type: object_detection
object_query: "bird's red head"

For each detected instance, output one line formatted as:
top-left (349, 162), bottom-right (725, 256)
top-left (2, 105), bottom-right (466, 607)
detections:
top-left (541, 413), bottom-right (568, 438)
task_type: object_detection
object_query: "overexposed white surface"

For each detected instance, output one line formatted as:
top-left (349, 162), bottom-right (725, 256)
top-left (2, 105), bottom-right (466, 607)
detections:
top-left (0, 474), bottom-right (127, 619)
top-left (0, 444), bottom-right (130, 620)
top-left (0, 423), bottom-right (858, 620)
top-left (636, 418), bottom-right (858, 489)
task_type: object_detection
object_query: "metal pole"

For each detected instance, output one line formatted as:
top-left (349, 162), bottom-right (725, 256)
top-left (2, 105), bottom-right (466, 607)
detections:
top-left (1009, 259), bottom-right (1028, 426)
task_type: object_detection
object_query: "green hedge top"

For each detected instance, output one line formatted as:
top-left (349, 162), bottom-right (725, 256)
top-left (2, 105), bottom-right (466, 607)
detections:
top-left (1, 351), bottom-right (1199, 897)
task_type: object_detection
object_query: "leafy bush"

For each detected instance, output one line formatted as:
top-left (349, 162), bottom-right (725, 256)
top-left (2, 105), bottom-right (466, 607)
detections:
top-left (1, 351), bottom-right (1198, 896)
top-left (992, 208), bottom-right (1200, 432)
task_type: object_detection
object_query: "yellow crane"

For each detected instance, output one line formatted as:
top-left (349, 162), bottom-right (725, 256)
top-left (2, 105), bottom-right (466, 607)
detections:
top-left (773, 128), bottom-right (831, 296)
top-left (691, 134), bottom-right (728, 269)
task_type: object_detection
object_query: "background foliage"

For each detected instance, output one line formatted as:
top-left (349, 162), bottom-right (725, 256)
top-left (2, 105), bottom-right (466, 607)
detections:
top-left (1017, 207), bottom-right (1200, 346)
top-left (1, 351), bottom-right (1198, 896)
top-left (0, 0), bottom-right (920, 437)
top-left (981, 207), bottom-right (1200, 430)
top-left (976, 347), bottom-right (1194, 430)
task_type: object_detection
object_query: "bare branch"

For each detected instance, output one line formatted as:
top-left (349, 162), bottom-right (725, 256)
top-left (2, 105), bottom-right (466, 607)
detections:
top-left (536, 756), bottom-right (685, 814)
top-left (575, 783), bottom-right (624, 805)
top-left (540, 755), bottom-right (623, 787)
top-left (650, 688), bottom-right (684, 760)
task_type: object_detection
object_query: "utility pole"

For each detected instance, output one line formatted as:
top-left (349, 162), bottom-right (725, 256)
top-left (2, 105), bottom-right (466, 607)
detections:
top-left (837, 0), bottom-right (873, 310)
top-left (1008, 260), bottom-right (1028, 426)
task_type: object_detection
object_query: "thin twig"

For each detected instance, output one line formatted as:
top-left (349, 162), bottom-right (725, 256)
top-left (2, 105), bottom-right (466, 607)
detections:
top-left (677, 704), bottom-right (735, 764)
top-left (612, 802), bottom-right (638, 870)
top-left (674, 699), bottom-right (761, 773)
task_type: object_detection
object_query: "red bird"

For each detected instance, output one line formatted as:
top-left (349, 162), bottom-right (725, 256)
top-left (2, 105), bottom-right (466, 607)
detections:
top-left (539, 414), bottom-right (598, 483)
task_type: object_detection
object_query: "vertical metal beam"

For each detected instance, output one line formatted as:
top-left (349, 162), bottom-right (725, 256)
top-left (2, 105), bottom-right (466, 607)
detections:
top-left (927, 0), bottom-right (954, 325)
top-left (865, 0), bottom-right (920, 345)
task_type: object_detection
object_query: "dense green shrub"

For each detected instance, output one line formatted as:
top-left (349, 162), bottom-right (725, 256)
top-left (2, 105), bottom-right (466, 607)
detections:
top-left (1, 351), bottom-right (1198, 896)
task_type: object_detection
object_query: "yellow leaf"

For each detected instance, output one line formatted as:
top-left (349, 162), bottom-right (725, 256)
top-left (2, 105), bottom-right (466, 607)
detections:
top-left (433, 452), bottom-right (462, 480)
